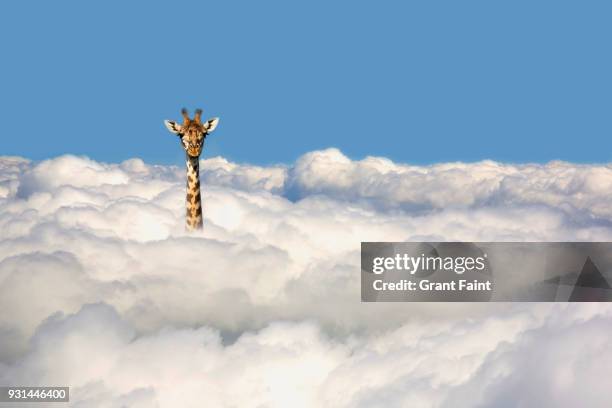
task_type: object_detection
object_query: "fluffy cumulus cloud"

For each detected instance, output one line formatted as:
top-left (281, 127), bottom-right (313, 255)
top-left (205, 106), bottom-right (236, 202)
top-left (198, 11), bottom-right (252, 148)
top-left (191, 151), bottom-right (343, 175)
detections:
top-left (1, 149), bottom-right (612, 406)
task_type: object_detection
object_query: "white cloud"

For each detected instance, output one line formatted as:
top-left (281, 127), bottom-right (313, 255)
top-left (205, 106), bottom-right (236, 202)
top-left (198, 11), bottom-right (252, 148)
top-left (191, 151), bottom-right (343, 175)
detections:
top-left (3, 303), bottom-right (612, 407)
top-left (1, 150), bottom-right (612, 406)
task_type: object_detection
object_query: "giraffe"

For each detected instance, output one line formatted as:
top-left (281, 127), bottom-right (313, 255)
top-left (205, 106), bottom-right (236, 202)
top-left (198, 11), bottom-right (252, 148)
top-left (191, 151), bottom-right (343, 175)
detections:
top-left (164, 108), bottom-right (219, 231)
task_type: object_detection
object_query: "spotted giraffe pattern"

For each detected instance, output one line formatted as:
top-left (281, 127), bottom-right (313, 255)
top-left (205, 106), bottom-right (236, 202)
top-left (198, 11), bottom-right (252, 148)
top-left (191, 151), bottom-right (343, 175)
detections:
top-left (164, 108), bottom-right (219, 231)
top-left (185, 156), bottom-right (203, 230)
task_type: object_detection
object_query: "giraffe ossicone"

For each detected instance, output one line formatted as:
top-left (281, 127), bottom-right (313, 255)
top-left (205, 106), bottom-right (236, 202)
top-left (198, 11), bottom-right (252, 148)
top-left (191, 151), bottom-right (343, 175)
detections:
top-left (164, 108), bottom-right (220, 231)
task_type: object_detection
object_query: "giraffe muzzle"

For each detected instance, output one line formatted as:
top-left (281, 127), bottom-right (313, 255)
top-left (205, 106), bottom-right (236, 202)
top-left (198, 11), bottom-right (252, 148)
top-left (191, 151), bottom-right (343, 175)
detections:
top-left (187, 142), bottom-right (203, 157)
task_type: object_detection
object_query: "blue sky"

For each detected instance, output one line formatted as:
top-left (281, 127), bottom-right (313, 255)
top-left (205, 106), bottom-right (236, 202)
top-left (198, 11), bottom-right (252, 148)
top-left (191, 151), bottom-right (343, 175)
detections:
top-left (1, 1), bottom-right (611, 165)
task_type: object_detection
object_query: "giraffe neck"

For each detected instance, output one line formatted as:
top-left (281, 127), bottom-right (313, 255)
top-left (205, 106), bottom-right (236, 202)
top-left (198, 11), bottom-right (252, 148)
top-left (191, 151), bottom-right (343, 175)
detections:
top-left (185, 155), bottom-right (203, 231)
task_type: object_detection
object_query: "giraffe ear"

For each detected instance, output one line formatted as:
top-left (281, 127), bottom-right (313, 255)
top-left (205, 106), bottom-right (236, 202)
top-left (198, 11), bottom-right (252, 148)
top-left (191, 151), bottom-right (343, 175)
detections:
top-left (203, 117), bottom-right (219, 133)
top-left (164, 120), bottom-right (183, 134)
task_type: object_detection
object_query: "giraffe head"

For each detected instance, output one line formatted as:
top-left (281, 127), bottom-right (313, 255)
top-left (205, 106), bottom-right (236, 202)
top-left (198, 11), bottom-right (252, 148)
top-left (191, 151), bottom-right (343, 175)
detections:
top-left (164, 108), bottom-right (219, 158)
